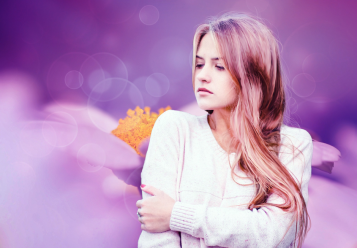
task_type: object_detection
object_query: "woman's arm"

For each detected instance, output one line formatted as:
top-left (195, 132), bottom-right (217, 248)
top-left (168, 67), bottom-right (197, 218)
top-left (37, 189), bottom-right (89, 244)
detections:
top-left (169, 130), bottom-right (313, 248)
top-left (138, 110), bottom-right (182, 248)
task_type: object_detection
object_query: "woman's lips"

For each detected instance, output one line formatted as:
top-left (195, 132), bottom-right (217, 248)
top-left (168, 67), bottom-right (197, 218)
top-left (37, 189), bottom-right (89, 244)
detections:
top-left (198, 91), bottom-right (213, 95)
top-left (198, 88), bottom-right (213, 94)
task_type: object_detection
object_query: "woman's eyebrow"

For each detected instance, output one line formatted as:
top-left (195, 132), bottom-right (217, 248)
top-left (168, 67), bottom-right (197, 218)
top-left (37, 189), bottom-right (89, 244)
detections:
top-left (196, 55), bottom-right (222, 61)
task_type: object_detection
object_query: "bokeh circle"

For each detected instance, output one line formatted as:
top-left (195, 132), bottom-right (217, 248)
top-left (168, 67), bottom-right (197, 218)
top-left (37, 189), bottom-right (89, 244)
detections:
top-left (145, 73), bottom-right (170, 97)
top-left (139, 5), bottom-right (160, 25)
top-left (291, 73), bottom-right (316, 98)
top-left (47, 52), bottom-right (91, 110)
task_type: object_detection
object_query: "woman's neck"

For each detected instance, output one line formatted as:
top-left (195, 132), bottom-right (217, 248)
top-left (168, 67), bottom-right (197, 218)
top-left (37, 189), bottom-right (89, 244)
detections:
top-left (208, 110), bottom-right (231, 136)
top-left (207, 110), bottom-right (235, 153)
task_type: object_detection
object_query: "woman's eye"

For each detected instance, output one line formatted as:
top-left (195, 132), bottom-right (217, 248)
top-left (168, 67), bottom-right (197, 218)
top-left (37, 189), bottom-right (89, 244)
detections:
top-left (195, 64), bottom-right (224, 70)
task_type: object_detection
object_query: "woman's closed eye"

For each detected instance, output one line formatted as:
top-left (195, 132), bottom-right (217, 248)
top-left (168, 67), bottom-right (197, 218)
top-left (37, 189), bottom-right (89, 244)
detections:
top-left (195, 64), bottom-right (225, 71)
top-left (195, 64), bottom-right (204, 69)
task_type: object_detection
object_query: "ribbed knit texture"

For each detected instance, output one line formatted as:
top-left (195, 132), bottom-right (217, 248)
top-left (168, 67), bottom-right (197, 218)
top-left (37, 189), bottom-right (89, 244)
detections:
top-left (138, 110), bottom-right (313, 248)
top-left (170, 202), bottom-right (197, 235)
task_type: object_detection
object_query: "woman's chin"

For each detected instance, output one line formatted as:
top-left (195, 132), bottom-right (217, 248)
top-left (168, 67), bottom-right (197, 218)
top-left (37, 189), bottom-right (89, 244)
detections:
top-left (196, 101), bottom-right (214, 110)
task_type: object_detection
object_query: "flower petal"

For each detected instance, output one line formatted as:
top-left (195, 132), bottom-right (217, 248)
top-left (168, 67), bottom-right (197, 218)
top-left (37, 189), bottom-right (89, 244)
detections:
top-left (312, 140), bottom-right (341, 174)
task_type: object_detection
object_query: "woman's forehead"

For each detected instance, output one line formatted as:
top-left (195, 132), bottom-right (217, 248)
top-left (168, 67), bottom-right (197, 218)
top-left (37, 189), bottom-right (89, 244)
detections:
top-left (196, 32), bottom-right (222, 59)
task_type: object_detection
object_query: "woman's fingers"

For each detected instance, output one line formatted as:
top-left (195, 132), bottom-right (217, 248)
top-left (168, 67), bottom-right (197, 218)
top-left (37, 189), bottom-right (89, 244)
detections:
top-left (138, 211), bottom-right (144, 224)
top-left (141, 185), bottom-right (162, 196)
top-left (136, 199), bottom-right (142, 208)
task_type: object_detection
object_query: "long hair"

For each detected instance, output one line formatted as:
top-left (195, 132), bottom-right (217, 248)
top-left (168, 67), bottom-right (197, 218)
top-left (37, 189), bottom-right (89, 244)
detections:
top-left (192, 12), bottom-right (310, 248)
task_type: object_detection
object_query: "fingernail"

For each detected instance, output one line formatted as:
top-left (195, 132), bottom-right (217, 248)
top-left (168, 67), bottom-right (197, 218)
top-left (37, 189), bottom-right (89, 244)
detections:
top-left (141, 184), bottom-right (146, 188)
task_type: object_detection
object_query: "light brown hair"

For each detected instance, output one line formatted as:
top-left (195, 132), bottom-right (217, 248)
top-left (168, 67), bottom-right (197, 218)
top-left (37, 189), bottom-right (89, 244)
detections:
top-left (192, 12), bottom-right (310, 248)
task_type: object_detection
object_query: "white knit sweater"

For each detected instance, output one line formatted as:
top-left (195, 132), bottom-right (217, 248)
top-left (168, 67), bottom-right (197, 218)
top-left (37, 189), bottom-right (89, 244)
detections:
top-left (138, 110), bottom-right (313, 248)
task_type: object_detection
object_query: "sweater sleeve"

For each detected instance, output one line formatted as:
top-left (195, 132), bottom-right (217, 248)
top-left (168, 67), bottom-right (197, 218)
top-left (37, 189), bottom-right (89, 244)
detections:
top-left (169, 129), bottom-right (313, 248)
top-left (138, 110), bottom-right (182, 248)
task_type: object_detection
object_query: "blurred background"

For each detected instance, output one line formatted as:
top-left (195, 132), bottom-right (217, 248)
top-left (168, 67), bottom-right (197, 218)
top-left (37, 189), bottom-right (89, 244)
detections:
top-left (0, 0), bottom-right (356, 247)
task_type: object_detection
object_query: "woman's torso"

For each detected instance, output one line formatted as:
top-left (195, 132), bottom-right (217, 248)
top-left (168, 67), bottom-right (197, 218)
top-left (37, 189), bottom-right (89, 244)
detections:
top-left (176, 112), bottom-right (257, 248)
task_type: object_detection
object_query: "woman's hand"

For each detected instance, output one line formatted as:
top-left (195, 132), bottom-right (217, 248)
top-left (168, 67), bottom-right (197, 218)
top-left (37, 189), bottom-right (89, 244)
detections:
top-left (136, 185), bottom-right (176, 233)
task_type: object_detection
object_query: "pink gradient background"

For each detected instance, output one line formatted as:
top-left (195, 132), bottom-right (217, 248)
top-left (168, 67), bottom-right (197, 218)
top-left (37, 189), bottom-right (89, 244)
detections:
top-left (0, 0), bottom-right (356, 247)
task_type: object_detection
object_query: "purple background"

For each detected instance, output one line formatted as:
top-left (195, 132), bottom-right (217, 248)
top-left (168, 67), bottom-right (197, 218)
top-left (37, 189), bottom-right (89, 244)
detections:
top-left (0, 0), bottom-right (357, 247)
top-left (1, 0), bottom-right (357, 146)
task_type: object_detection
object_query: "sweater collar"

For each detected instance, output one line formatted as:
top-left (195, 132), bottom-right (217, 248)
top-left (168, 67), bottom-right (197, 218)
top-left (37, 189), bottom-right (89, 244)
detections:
top-left (199, 113), bottom-right (236, 160)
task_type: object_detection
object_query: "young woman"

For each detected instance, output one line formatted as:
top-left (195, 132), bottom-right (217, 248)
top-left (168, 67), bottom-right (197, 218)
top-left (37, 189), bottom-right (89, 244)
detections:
top-left (136, 12), bottom-right (313, 248)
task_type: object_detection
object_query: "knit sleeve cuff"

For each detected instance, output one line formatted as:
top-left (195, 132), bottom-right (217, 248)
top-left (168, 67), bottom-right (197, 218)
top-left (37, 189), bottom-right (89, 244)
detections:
top-left (170, 201), bottom-right (199, 235)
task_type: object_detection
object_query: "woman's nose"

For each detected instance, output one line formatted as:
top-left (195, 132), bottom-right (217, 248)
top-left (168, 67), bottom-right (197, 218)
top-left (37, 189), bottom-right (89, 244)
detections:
top-left (196, 65), bottom-right (211, 83)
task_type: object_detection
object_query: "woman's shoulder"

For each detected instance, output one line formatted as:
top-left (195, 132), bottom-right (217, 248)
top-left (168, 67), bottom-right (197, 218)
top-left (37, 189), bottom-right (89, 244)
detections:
top-left (157, 109), bottom-right (202, 128)
top-left (280, 124), bottom-right (312, 143)
top-left (280, 124), bottom-right (313, 157)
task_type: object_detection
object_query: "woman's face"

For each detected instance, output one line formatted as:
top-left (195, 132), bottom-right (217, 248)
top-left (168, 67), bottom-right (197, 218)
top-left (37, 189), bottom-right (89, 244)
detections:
top-left (194, 32), bottom-right (237, 113)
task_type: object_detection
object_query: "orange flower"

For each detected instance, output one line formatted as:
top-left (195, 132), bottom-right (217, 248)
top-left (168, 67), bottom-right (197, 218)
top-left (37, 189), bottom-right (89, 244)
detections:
top-left (111, 105), bottom-right (171, 157)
